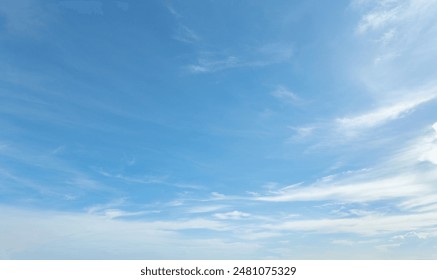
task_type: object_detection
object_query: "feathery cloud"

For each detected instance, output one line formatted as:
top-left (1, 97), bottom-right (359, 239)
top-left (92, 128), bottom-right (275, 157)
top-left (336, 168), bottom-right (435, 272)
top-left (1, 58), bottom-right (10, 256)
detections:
top-left (271, 86), bottom-right (300, 104)
top-left (337, 93), bottom-right (436, 131)
top-left (188, 44), bottom-right (293, 73)
top-left (213, 211), bottom-right (250, 220)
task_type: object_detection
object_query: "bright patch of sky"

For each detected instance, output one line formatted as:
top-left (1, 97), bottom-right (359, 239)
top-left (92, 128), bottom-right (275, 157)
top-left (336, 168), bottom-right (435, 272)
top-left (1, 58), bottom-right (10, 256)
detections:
top-left (1, 0), bottom-right (437, 259)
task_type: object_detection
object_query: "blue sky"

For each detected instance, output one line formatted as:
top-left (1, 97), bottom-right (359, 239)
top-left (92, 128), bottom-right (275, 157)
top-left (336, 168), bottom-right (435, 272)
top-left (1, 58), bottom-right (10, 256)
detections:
top-left (1, 0), bottom-right (437, 259)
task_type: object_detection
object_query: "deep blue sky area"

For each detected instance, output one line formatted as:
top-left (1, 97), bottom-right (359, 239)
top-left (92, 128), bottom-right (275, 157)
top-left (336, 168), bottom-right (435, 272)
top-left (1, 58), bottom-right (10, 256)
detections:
top-left (1, 0), bottom-right (437, 259)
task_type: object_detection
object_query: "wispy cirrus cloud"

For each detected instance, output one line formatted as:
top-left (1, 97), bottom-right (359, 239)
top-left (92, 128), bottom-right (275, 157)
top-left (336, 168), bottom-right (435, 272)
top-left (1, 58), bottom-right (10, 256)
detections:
top-left (213, 211), bottom-right (250, 220)
top-left (251, 121), bottom-right (437, 239)
top-left (258, 121), bottom-right (437, 203)
top-left (287, 126), bottom-right (316, 142)
top-left (164, 2), bottom-right (293, 73)
top-left (356, 4), bottom-right (400, 34)
top-left (186, 205), bottom-right (228, 214)
top-left (173, 24), bottom-right (200, 44)
top-left (336, 88), bottom-right (437, 133)
top-left (0, 142), bottom-right (116, 204)
top-left (271, 86), bottom-right (300, 104)
top-left (97, 170), bottom-right (204, 190)
top-left (2, 120), bottom-right (437, 258)
top-left (187, 43), bottom-right (293, 73)
top-left (291, 85), bottom-right (437, 143)
top-left (164, 1), bottom-right (201, 44)
top-left (353, 0), bottom-right (437, 89)
top-left (84, 198), bottom-right (150, 219)
top-left (164, 1), bottom-right (181, 18)
top-left (188, 55), bottom-right (239, 73)
top-left (0, 205), bottom-right (259, 259)
top-left (289, 1), bottom-right (437, 145)
top-left (355, 0), bottom-right (435, 35)
top-left (264, 212), bottom-right (437, 236)
top-left (256, 173), bottom-right (432, 203)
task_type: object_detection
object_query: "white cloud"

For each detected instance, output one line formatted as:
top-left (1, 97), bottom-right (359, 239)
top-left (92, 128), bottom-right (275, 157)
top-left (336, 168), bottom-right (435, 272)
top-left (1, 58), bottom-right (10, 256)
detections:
top-left (0, 205), bottom-right (248, 259)
top-left (210, 192), bottom-right (227, 200)
top-left (291, 87), bottom-right (436, 145)
top-left (377, 29), bottom-right (396, 46)
top-left (271, 86), bottom-right (300, 103)
top-left (356, 0), bottom-right (436, 35)
top-left (331, 239), bottom-right (355, 246)
top-left (67, 176), bottom-right (107, 190)
top-left (174, 24), bottom-right (200, 44)
top-left (85, 199), bottom-right (157, 219)
top-left (98, 170), bottom-right (167, 184)
top-left (164, 1), bottom-right (201, 44)
top-left (249, 121), bottom-right (437, 240)
top-left (353, 0), bottom-right (437, 89)
top-left (256, 174), bottom-right (431, 203)
top-left (257, 120), bottom-right (437, 207)
top-left (418, 123), bottom-right (437, 164)
top-left (288, 126), bottom-right (315, 141)
top-left (164, 1), bottom-right (181, 18)
top-left (187, 44), bottom-right (293, 73)
top-left (239, 231), bottom-right (283, 240)
top-left (100, 209), bottom-right (150, 219)
top-left (357, 5), bottom-right (400, 33)
top-left (146, 218), bottom-right (228, 231)
top-left (188, 56), bottom-right (240, 73)
top-left (264, 211), bottom-right (437, 236)
top-left (86, 198), bottom-right (127, 213)
top-left (385, 121), bottom-right (437, 164)
top-left (298, 0), bottom-right (437, 149)
top-left (375, 243), bottom-right (401, 252)
top-left (97, 170), bottom-right (203, 189)
top-left (398, 195), bottom-right (437, 211)
top-left (188, 65), bottom-right (209, 73)
top-left (336, 92), bottom-right (436, 132)
top-left (213, 211), bottom-right (250, 220)
top-left (393, 231), bottom-right (437, 240)
top-left (186, 205), bottom-right (227, 214)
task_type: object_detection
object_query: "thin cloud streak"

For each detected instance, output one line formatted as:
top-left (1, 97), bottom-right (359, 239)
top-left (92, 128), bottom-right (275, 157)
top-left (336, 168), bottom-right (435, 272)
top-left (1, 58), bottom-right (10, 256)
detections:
top-left (255, 174), bottom-right (432, 203)
top-left (256, 121), bottom-right (437, 210)
top-left (264, 211), bottom-right (437, 236)
top-left (187, 44), bottom-right (293, 73)
top-left (271, 86), bottom-right (300, 104)
top-left (173, 24), bottom-right (200, 44)
top-left (214, 211), bottom-right (250, 220)
top-left (165, 1), bottom-right (201, 44)
top-left (0, 205), bottom-right (259, 259)
top-left (337, 88), bottom-right (437, 132)
top-left (356, 0), bottom-right (436, 35)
